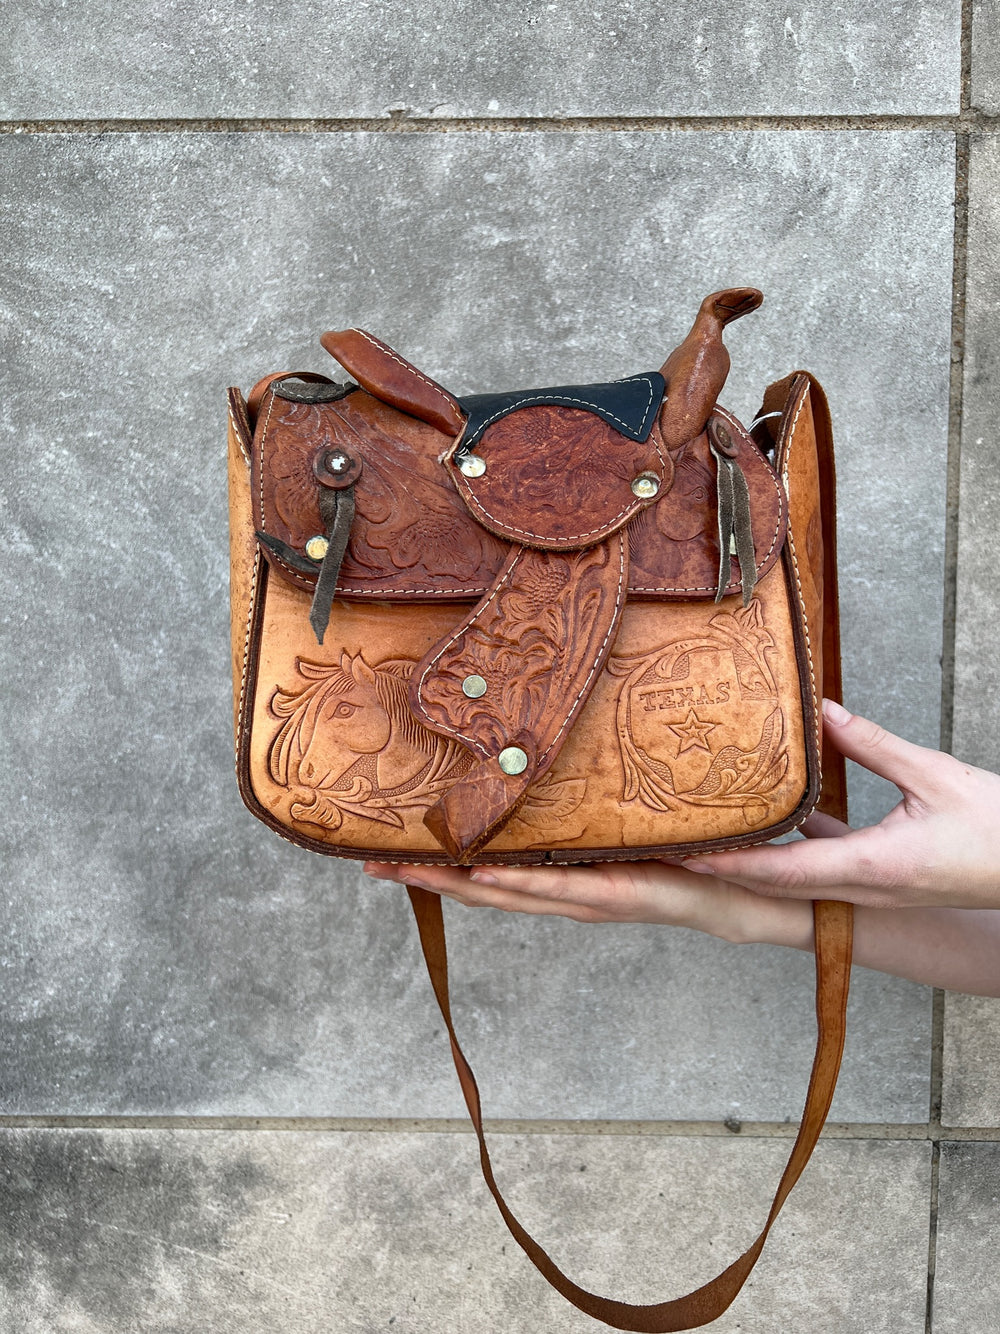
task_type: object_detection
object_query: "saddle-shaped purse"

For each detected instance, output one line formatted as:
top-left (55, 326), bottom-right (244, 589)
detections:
top-left (228, 289), bottom-right (854, 1331)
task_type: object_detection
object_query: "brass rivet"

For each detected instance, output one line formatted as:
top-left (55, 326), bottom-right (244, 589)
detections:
top-left (498, 746), bottom-right (528, 776)
top-left (458, 454), bottom-right (487, 478)
top-left (462, 674), bottom-right (488, 698)
top-left (631, 472), bottom-right (660, 499)
top-left (709, 418), bottom-right (739, 458)
top-left (305, 535), bottom-right (329, 561)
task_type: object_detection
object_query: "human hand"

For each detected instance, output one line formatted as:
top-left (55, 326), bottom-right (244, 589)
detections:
top-left (363, 855), bottom-right (814, 949)
top-left (682, 699), bottom-right (1000, 910)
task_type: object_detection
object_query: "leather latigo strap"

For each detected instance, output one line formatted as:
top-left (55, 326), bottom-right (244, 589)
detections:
top-left (408, 886), bottom-right (854, 1332)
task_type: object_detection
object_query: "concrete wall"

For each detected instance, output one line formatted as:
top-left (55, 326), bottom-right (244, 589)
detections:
top-left (0, 4), bottom-right (997, 1329)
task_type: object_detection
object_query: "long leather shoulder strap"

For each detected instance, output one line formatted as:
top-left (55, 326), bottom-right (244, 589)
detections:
top-left (407, 886), bottom-right (853, 1332)
top-left (761, 371), bottom-right (847, 824)
top-left (802, 372), bottom-right (848, 823)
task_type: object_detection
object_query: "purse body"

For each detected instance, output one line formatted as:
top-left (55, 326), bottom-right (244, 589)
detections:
top-left (229, 295), bottom-right (833, 865)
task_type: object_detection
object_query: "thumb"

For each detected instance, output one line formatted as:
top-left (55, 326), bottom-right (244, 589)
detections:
top-left (821, 699), bottom-right (941, 798)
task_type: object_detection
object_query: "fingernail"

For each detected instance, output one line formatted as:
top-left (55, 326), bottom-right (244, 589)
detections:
top-left (681, 859), bottom-right (712, 875)
top-left (470, 871), bottom-right (498, 886)
top-left (821, 698), bottom-right (853, 727)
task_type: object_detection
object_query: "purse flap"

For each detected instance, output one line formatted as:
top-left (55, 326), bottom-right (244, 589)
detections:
top-left (249, 378), bottom-right (786, 602)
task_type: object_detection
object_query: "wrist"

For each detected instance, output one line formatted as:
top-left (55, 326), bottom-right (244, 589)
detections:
top-left (719, 886), bottom-right (815, 951)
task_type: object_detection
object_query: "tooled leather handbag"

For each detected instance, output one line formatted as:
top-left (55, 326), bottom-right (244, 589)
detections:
top-left (227, 288), bottom-right (853, 1332)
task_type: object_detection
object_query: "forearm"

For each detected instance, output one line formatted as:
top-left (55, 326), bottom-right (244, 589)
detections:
top-left (739, 897), bottom-right (1000, 996)
top-left (852, 907), bottom-right (1000, 995)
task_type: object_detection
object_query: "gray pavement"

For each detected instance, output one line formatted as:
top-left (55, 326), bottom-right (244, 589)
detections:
top-left (0, 2), bottom-right (996, 1329)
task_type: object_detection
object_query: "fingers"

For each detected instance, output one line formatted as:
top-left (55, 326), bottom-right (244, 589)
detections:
top-left (681, 823), bottom-right (908, 906)
top-left (362, 860), bottom-right (624, 922)
top-left (820, 698), bottom-right (943, 800)
top-left (362, 859), bottom-right (717, 926)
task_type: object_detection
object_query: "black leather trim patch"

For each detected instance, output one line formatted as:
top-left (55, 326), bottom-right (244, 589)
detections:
top-left (458, 371), bottom-right (665, 449)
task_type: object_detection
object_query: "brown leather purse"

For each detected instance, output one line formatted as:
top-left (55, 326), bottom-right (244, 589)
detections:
top-left (228, 289), bottom-right (853, 1332)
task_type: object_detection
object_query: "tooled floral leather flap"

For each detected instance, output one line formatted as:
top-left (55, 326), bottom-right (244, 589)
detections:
top-left (250, 378), bottom-right (786, 603)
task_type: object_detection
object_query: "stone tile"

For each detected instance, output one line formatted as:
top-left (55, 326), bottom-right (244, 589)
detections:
top-left (942, 993), bottom-right (1000, 1127)
top-left (0, 2), bottom-right (962, 120)
top-left (0, 130), bottom-right (951, 1118)
top-left (953, 136), bottom-right (1000, 770)
top-left (0, 1128), bottom-right (931, 1333)
top-left (933, 1142), bottom-right (1000, 1333)
top-left (971, 0), bottom-right (1000, 112)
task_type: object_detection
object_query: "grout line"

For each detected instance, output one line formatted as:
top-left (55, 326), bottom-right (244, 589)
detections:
top-left (926, 1140), bottom-right (942, 1334)
top-left (962, 0), bottom-right (976, 115)
top-left (1, 113), bottom-right (1000, 136)
top-left (926, 990), bottom-right (946, 1331)
top-left (0, 1115), bottom-right (997, 1139)
top-left (930, 989), bottom-right (946, 1130)
top-left (940, 0), bottom-right (975, 759)
top-left (926, 9), bottom-right (974, 1322)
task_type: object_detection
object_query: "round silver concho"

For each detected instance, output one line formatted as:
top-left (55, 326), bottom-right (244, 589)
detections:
top-left (462, 674), bottom-right (488, 699)
top-left (497, 746), bottom-right (529, 776)
top-left (630, 472), bottom-right (660, 499)
top-left (458, 454), bottom-right (487, 479)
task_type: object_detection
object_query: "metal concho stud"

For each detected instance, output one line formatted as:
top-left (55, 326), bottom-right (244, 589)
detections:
top-left (631, 472), bottom-right (660, 499)
top-left (458, 454), bottom-right (487, 478)
top-left (462, 675), bottom-right (488, 698)
top-left (305, 535), bottom-right (329, 561)
top-left (498, 746), bottom-right (528, 776)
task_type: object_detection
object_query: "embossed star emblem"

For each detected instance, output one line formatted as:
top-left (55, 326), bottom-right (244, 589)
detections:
top-left (667, 709), bottom-right (719, 755)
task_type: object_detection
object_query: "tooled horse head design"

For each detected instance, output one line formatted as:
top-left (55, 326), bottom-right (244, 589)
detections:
top-left (270, 652), bottom-right (433, 794)
top-left (267, 652), bottom-right (470, 830)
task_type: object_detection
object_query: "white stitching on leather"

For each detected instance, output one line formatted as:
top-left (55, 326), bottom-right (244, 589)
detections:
top-left (228, 403), bottom-right (251, 469)
top-left (782, 385), bottom-right (821, 758)
top-left (236, 549), bottom-right (261, 758)
top-left (258, 389), bottom-right (278, 533)
top-left (538, 534), bottom-right (627, 764)
top-left (352, 329), bottom-right (461, 426)
top-left (414, 550), bottom-right (526, 757)
top-left (334, 585), bottom-right (489, 597)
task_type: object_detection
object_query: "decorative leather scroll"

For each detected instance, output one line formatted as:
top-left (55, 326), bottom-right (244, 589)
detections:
top-left (320, 328), bottom-right (465, 436)
top-left (411, 536), bottom-right (628, 860)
